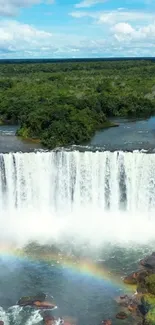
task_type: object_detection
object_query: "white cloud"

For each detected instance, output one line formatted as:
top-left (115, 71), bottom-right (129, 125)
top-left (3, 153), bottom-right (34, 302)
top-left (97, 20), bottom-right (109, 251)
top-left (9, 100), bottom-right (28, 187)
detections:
top-left (75, 0), bottom-right (106, 8)
top-left (70, 9), bottom-right (155, 25)
top-left (113, 22), bottom-right (134, 35)
top-left (0, 0), bottom-right (54, 16)
top-left (0, 20), bottom-right (104, 57)
top-left (97, 11), bottom-right (154, 25)
top-left (0, 20), bottom-right (53, 51)
top-left (0, 17), bottom-right (155, 58)
top-left (112, 22), bottom-right (155, 42)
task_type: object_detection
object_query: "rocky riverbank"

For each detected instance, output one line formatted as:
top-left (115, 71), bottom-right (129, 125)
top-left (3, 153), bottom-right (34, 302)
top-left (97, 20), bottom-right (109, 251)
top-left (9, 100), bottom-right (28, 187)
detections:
top-left (103, 252), bottom-right (155, 325)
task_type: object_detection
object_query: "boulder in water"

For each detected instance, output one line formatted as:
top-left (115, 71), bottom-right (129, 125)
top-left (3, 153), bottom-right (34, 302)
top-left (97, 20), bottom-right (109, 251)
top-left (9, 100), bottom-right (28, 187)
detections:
top-left (33, 301), bottom-right (56, 309)
top-left (123, 272), bottom-right (138, 285)
top-left (101, 320), bottom-right (112, 325)
top-left (116, 311), bottom-right (128, 319)
top-left (44, 315), bottom-right (55, 325)
top-left (0, 321), bottom-right (4, 325)
top-left (115, 295), bottom-right (130, 307)
top-left (140, 253), bottom-right (155, 270)
top-left (17, 292), bottom-right (56, 309)
top-left (18, 292), bottom-right (47, 306)
top-left (128, 303), bottom-right (137, 313)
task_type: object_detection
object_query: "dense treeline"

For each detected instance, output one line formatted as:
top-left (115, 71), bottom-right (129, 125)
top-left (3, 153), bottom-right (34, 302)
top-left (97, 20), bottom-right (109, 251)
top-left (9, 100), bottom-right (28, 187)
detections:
top-left (0, 59), bottom-right (155, 148)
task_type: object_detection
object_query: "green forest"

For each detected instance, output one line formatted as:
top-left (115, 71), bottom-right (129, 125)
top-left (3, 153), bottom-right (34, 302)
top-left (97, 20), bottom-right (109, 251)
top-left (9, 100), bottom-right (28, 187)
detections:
top-left (0, 59), bottom-right (155, 149)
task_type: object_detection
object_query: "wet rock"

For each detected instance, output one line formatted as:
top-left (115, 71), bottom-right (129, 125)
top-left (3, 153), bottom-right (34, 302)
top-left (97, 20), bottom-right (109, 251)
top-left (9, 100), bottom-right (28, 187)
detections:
top-left (132, 311), bottom-right (144, 325)
top-left (17, 292), bottom-right (56, 309)
top-left (44, 315), bottom-right (55, 325)
top-left (115, 294), bottom-right (130, 307)
top-left (137, 270), bottom-right (151, 283)
top-left (116, 312), bottom-right (128, 319)
top-left (101, 320), bottom-right (112, 325)
top-left (116, 293), bottom-right (140, 310)
top-left (128, 303), bottom-right (137, 313)
top-left (18, 292), bottom-right (47, 306)
top-left (0, 321), bottom-right (4, 325)
top-left (124, 270), bottom-right (150, 286)
top-left (137, 284), bottom-right (148, 294)
top-left (123, 272), bottom-right (138, 285)
top-left (33, 301), bottom-right (56, 309)
top-left (140, 253), bottom-right (155, 270)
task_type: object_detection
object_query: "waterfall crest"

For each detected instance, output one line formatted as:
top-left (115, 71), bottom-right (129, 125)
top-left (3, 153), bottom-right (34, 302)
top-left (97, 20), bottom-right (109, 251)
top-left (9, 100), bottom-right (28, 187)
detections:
top-left (1, 151), bottom-right (155, 244)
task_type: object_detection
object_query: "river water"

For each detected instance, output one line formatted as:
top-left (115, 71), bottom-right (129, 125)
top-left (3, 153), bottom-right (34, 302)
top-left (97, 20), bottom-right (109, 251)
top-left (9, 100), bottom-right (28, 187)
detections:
top-left (0, 119), bottom-right (155, 325)
top-left (0, 125), bottom-right (42, 153)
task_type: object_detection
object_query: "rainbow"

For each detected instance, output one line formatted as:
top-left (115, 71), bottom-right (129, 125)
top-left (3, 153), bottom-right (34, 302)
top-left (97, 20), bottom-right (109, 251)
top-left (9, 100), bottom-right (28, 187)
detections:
top-left (0, 244), bottom-right (135, 294)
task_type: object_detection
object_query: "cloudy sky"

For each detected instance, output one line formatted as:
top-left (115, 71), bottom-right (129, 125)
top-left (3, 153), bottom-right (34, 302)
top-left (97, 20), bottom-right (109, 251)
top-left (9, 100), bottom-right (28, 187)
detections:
top-left (0, 0), bottom-right (154, 58)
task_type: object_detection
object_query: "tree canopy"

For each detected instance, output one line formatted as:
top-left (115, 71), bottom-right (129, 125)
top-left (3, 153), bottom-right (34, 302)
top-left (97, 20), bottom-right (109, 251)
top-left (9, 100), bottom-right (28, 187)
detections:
top-left (0, 59), bottom-right (155, 149)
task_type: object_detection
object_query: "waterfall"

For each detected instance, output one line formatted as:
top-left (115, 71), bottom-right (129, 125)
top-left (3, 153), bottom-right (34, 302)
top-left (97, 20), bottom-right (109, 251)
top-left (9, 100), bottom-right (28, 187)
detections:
top-left (1, 150), bottom-right (155, 244)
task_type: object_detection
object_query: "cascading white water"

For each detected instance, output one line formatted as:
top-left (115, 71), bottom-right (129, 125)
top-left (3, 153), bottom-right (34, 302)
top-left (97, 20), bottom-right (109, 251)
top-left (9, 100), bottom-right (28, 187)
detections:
top-left (1, 150), bottom-right (155, 245)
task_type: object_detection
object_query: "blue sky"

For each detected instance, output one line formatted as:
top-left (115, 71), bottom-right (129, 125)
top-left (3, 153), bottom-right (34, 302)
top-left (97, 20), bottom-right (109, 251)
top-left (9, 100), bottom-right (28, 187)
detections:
top-left (0, 0), bottom-right (154, 58)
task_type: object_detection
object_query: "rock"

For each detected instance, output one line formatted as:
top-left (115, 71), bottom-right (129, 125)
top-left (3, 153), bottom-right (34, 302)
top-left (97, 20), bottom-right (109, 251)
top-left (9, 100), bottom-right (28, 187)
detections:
top-left (18, 292), bottom-right (47, 306)
top-left (44, 316), bottom-right (55, 325)
top-left (116, 293), bottom-right (140, 310)
top-left (123, 272), bottom-right (138, 285)
top-left (132, 312), bottom-right (144, 325)
top-left (33, 301), bottom-right (56, 309)
top-left (17, 292), bottom-right (55, 308)
top-left (101, 320), bottom-right (112, 325)
top-left (115, 295), bottom-right (130, 307)
top-left (128, 303), bottom-right (137, 313)
top-left (137, 284), bottom-right (148, 294)
top-left (0, 321), bottom-right (4, 325)
top-left (116, 312), bottom-right (128, 319)
top-left (45, 319), bottom-right (55, 325)
top-left (140, 253), bottom-right (155, 270)
top-left (124, 270), bottom-right (151, 286)
top-left (137, 270), bottom-right (151, 283)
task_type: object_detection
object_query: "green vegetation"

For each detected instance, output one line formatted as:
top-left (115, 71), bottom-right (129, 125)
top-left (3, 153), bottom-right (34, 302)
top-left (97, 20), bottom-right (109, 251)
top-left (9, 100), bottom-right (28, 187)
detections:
top-left (142, 294), bottom-right (155, 314)
top-left (0, 59), bottom-right (155, 149)
top-left (145, 308), bottom-right (155, 325)
top-left (146, 275), bottom-right (155, 295)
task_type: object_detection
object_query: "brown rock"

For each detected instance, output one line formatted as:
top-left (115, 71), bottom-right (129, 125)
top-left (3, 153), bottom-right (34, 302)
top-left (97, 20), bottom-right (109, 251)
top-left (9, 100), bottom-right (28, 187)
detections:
top-left (0, 321), bottom-right (4, 325)
top-left (116, 312), bottom-right (128, 319)
top-left (33, 301), bottom-right (56, 309)
top-left (45, 320), bottom-right (55, 325)
top-left (101, 320), bottom-right (112, 325)
top-left (137, 270), bottom-right (150, 283)
top-left (123, 272), bottom-right (138, 285)
top-left (137, 285), bottom-right (148, 294)
top-left (44, 316), bottom-right (55, 325)
top-left (128, 304), bottom-right (137, 313)
top-left (115, 295), bottom-right (130, 307)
